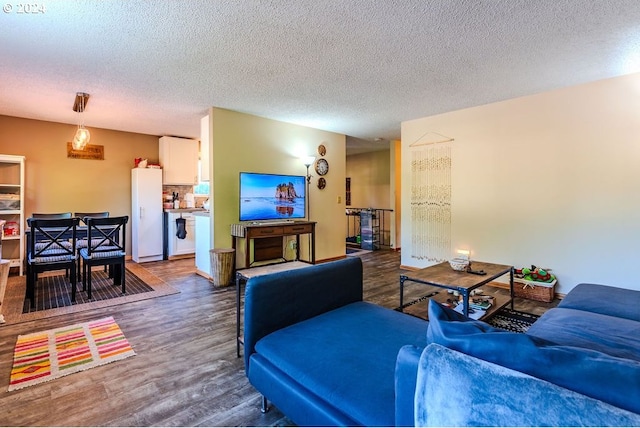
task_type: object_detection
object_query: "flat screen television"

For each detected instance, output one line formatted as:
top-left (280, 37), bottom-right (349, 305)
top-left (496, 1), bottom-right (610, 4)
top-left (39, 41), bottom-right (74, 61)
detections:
top-left (239, 172), bottom-right (306, 222)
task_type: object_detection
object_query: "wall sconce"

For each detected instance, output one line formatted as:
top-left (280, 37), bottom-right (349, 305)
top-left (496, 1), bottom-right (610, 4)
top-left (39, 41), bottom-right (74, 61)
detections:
top-left (72, 92), bottom-right (91, 150)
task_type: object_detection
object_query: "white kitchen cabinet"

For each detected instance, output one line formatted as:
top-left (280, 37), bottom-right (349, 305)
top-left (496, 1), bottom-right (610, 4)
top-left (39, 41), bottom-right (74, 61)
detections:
top-left (195, 213), bottom-right (211, 278)
top-left (167, 211), bottom-right (196, 257)
top-left (132, 168), bottom-right (163, 262)
top-left (200, 115), bottom-right (210, 182)
top-left (0, 154), bottom-right (24, 275)
top-left (159, 136), bottom-right (199, 185)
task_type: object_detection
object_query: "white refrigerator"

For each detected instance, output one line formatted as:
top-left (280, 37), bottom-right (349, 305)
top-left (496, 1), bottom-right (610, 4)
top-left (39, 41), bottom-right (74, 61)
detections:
top-left (132, 168), bottom-right (163, 262)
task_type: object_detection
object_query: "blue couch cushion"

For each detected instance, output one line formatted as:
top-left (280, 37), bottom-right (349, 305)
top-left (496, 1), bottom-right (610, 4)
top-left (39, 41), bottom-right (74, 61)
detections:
top-left (254, 301), bottom-right (428, 426)
top-left (426, 300), bottom-right (640, 414)
top-left (559, 283), bottom-right (640, 321)
top-left (527, 307), bottom-right (640, 361)
top-left (416, 343), bottom-right (640, 427)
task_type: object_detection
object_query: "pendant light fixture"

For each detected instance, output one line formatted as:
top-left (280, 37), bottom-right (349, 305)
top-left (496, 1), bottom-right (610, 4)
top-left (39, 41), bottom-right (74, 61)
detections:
top-left (72, 92), bottom-right (91, 150)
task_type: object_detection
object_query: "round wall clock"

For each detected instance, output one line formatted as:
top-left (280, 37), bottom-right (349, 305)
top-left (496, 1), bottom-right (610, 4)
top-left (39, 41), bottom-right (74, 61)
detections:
top-left (318, 144), bottom-right (326, 156)
top-left (315, 158), bottom-right (329, 176)
top-left (317, 177), bottom-right (326, 189)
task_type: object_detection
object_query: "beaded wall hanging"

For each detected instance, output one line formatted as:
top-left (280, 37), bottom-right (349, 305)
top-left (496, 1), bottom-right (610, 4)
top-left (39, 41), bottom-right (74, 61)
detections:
top-left (409, 137), bottom-right (452, 262)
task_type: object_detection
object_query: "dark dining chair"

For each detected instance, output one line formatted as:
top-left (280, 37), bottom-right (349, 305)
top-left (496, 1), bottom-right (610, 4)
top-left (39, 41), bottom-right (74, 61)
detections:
top-left (79, 216), bottom-right (128, 300)
top-left (31, 212), bottom-right (72, 219)
top-left (74, 212), bottom-right (110, 274)
top-left (26, 217), bottom-right (80, 306)
top-left (30, 212), bottom-right (73, 277)
top-left (74, 212), bottom-right (110, 220)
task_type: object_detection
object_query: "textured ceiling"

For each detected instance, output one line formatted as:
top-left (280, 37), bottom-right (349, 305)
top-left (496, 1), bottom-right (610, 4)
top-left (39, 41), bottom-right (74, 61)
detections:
top-left (2, 0), bottom-right (640, 154)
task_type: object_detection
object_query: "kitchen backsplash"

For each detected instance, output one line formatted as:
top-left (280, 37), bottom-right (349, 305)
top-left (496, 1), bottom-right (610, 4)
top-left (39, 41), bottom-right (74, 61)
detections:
top-left (162, 185), bottom-right (208, 208)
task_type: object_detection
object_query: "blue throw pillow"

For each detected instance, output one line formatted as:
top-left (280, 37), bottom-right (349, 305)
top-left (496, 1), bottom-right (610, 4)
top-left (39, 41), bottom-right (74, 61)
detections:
top-left (426, 300), bottom-right (640, 414)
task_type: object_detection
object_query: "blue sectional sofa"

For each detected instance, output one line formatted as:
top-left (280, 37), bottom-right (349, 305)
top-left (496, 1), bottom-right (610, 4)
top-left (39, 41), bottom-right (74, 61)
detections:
top-left (243, 258), bottom-right (640, 426)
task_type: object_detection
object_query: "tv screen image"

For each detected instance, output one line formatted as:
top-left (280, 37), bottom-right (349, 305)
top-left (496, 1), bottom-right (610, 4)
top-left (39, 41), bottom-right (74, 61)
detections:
top-left (239, 172), bottom-right (306, 222)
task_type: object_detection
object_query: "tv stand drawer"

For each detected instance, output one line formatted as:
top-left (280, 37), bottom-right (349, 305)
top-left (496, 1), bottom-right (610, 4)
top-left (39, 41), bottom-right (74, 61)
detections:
top-left (283, 224), bottom-right (313, 234)
top-left (246, 226), bottom-right (284, 238)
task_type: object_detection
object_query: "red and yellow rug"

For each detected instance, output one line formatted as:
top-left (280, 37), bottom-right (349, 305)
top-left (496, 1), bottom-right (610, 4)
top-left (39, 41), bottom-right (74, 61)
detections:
top-left (8, 316), bottom-right (135, 391)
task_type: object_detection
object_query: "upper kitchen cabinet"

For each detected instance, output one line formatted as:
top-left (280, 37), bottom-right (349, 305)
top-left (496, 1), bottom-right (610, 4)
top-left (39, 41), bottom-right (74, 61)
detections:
top-left (159, 136), bottom-right (199, 185)
top-left (200, 115), bottom-right (210, 182)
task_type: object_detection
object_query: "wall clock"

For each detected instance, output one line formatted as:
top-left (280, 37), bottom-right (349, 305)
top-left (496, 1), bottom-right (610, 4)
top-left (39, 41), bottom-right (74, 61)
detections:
top-left (317, 177), bottom-right (326, 189)
top-left (318, 144), bottom-right (326, 156)
top-left (315, 158), bottom-right (329, 176)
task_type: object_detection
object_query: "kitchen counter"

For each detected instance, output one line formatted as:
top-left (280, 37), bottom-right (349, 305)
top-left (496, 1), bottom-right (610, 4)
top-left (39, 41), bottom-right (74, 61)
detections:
top-left (195, 212), bottom-right (212, 280)
top-left (163, 208), bottom-right (206, 213)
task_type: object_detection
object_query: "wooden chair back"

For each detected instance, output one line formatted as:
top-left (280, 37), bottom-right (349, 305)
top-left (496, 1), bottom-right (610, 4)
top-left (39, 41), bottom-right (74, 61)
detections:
top-left (74, 212), bottom-right (110, 225)
top-left (84, 216), bottom-right (128, 256)
top-left (31, 212), bottom-right (72, 219)
top-left (26, 217), bottom-right (80, 261)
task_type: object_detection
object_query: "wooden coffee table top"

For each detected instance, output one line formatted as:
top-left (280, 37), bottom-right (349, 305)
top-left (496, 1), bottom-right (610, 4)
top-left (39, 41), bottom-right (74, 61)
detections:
top-left (401, 261), bottom-right (512, 291)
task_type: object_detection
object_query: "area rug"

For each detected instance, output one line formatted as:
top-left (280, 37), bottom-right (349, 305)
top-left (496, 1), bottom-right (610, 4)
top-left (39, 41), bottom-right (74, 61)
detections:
top-left (397, 296), bottom-right (539, 333)
top-left (485, 307), bottom-right (540, 333)
top-left (22, 268), bottom-right (154, 313)
top-left (1, 262), bottom-right (179, 325)
top-left (8, 316), bottom-right (135, 391)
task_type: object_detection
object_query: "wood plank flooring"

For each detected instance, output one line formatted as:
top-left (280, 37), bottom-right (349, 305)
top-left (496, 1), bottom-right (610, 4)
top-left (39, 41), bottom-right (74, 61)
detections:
top-left (0, 250), bottom-right (559, 426)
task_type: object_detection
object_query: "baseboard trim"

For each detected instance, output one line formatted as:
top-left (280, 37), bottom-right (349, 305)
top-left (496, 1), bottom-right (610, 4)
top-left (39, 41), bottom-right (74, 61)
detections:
top-left (168, 254), bottom-right (195, 261)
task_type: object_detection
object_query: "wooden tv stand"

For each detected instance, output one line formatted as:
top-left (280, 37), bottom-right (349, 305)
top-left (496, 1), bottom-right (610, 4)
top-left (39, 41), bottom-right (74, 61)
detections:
top-left (231, 221), bottom-right (316, 269)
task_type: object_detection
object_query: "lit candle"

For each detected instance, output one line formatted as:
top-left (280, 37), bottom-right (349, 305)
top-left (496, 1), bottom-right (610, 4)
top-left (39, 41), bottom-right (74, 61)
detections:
top-left (456, 249), bottom-right (470, 261)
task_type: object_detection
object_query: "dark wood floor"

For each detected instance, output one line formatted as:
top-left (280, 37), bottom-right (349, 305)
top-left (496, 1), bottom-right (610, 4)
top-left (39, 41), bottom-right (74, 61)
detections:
top-left (0, 250), bottom-right (559, 426)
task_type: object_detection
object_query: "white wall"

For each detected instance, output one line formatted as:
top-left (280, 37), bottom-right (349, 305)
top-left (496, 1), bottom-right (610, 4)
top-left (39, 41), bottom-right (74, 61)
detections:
top-left (401, 73), bottom-right (640, 294)
top-left (346, 150), bottom-right (391, 209)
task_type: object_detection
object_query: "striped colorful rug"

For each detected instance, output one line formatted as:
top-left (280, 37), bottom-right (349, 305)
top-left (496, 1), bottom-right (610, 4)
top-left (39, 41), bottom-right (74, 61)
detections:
top-left (8, 316), bottom-right (135, 391)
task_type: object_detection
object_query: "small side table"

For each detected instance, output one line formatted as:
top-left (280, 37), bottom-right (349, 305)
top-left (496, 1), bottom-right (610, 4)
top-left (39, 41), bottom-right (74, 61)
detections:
top-left (235, 261), bottom-right (313, 357)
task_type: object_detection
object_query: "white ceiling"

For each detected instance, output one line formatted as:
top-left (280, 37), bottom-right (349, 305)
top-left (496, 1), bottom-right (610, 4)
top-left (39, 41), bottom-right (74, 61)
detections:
top-left (2, 0), bottom-right (640, 155)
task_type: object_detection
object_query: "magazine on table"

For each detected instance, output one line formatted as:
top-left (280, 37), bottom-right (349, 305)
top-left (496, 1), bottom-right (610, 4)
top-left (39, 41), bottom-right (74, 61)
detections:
top-left (453, 304), bottom-right (486, 320)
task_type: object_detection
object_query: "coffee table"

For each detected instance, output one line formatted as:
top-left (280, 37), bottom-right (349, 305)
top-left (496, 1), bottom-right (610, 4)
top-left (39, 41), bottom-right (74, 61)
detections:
top-left (399, 261), bottom-right (514, 318)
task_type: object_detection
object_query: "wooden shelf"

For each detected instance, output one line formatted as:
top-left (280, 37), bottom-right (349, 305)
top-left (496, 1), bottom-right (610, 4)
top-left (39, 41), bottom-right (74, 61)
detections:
top-left (0, 154), bottom-right (25, 276)
top-left (401, 284), bottom-right (511, 321)
top-left (232, 221), bottom-right (316, 269)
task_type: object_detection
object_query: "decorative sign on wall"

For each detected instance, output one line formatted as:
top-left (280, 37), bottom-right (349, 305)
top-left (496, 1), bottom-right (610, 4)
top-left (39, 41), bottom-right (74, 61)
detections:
top-left (67, 143), bottom-right (104, 160)
top-left (409, 134), bottom-right (453, 262)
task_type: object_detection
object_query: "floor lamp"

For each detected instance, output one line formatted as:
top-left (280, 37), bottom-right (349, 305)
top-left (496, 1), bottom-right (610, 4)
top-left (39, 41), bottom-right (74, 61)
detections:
top-left (301, 156), bottom-right (315, 219)
top-left (302, 156), bottom-right (315, 261)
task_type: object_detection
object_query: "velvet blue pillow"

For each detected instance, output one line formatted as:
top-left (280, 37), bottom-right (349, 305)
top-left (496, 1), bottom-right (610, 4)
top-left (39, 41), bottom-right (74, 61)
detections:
top-left (426, 300), bottom-right (640, 414)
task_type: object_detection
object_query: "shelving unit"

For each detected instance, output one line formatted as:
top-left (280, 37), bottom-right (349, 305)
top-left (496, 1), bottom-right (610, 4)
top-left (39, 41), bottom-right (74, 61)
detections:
top-left (0, 155), bottom-right (25, 275)
top-left (359, 209), bottom-right (379, 250)
top-left (345, 208), bottom-right (393, 250)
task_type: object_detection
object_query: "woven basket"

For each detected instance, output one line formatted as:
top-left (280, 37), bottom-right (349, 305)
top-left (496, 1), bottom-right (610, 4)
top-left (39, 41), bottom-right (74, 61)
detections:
top-left (513, 278), bottom-right (556, 303)
top-left (210, 248), bottom-right (235, 287)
